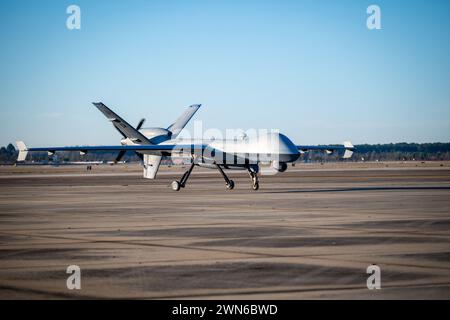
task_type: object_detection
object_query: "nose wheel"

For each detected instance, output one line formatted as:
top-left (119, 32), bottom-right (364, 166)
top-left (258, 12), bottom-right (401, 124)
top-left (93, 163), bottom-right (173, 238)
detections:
top-left (252, 179), bottom-right (259, 190)
top-left (250, 172), bottom-right (259, 190)
top-left (248, 166), bottom-right (260, 191)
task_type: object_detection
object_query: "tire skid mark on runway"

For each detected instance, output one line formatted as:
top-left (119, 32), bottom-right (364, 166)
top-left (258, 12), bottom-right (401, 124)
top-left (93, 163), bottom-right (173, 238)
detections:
top-left (2, 251), bottom-right (449, 274)
top-left (291, 253), bottom-right (450, 273)
top-left (2, 228), bottom-right (448, 251)
top-left (0, 230), bottom-right (293, 261)
top-left (2, 281), bottom-right (449, 300)
top-left (1, 232), bottom-right (449, 273)
top-left (3, 216), bottom-right (447, 236)
top-left (142, 282), bottom-right (450, 300)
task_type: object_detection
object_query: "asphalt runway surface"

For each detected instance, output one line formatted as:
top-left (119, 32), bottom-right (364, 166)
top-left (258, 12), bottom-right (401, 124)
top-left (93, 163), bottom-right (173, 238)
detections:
top-left (0, 163), bottom-right (449, 299)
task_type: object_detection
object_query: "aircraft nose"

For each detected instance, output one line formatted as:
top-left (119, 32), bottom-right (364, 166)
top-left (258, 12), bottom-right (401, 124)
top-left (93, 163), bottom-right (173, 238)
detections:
top-left (278, 133), bottom-right (300, 162)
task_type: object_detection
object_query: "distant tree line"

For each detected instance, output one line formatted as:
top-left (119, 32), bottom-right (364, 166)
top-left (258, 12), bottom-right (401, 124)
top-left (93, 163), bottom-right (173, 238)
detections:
top-left (0, 144), bottom-right (18, 164)
top-left (1, 142), bottom-right (450, 164)
top-left (306, 143), bottom-right (450, 162)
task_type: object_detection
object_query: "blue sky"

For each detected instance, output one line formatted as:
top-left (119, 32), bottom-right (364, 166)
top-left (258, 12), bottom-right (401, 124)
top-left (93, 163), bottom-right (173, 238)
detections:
top-left (0, 0), bottom-right (449, 146)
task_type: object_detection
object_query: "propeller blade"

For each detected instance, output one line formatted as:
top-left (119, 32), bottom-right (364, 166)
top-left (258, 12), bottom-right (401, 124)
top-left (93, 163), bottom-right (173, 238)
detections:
top-left (114, 150), bottom-right (126, 164)
top-left (136, 118), bottom-right (145, 130)
top-left (113, 118), bottom-right (144, 163)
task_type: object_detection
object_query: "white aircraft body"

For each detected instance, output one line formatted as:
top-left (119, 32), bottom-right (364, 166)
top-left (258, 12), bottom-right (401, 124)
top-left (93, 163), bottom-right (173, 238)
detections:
top-left (16, 103), bottom-right (354, 191)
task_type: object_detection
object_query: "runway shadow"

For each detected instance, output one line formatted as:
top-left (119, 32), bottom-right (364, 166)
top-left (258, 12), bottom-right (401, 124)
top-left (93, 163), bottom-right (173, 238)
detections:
top-left (263, 186), bottom-right (450, 194)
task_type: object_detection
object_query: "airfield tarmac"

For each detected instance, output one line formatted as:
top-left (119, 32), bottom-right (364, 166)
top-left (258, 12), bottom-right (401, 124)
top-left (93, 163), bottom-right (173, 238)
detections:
top-left (0, 162), bottom-right (449, 299)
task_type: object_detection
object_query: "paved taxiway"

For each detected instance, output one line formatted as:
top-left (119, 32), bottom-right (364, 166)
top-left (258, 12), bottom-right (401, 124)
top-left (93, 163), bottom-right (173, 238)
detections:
top-left (0, 162), bottom-right (449, 299)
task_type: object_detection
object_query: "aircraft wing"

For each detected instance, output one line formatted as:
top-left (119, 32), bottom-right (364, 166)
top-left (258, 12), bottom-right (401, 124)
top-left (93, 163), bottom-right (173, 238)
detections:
top-left (16, 141), bottom-right (208, 161)
top-left (297, 141), bottom-right (355, 158)
top-left (93, 102), bottom-right (152, 144)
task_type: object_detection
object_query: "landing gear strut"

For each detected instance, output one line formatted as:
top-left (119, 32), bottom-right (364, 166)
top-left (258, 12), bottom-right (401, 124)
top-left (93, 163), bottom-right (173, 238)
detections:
top-left (247, 166), bottom-right (259, 191)
top-left (171, 162), bottom-right (195, 191)
top-left (215, 164), bottom-right (235, 190)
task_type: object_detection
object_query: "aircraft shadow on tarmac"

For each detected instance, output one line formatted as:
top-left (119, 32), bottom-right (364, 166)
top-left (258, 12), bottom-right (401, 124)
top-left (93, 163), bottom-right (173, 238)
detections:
top-left (263, 186), bottom-right (450, 193)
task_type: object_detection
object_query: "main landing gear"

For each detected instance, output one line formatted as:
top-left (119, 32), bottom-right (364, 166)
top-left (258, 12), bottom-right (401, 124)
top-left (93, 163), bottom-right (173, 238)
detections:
top-left (171, 161), bottom-right (195, 191)
top-left (171, 163), bottom-right (260, 192)
top-left (171, 162), bottom-right (235, 191)
top-left (215, 163), bottom-right (235, 190)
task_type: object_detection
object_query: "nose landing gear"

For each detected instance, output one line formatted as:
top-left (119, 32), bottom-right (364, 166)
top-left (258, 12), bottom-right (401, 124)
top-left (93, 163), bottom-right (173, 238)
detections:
top-left (251, 173), bottom-right (259, 190)
top-left (248, 171), bottom-right (259, 190)
top-left (247, 165), bottom-right (260, 191)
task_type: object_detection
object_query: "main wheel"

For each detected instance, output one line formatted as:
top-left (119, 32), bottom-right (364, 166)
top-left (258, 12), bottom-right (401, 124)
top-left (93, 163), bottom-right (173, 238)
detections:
top-left (171, 180), bottom-right (181, 191)
top-left (226, 180), bottom-right (235, 190)
top-left (252, 182), bottom-right (259, 191)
